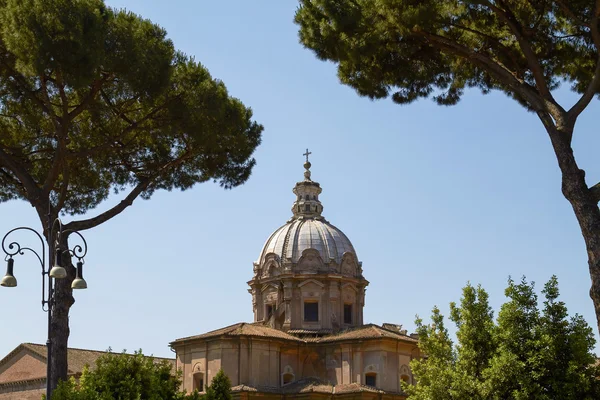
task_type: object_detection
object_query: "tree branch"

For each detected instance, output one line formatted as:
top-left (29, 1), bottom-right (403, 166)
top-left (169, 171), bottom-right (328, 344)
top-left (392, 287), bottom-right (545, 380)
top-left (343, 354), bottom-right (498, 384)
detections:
top-left (590, 0), bottom-right (600, 51)
top-left (64, 178), bottom-right (150, 232)
top-left (68, 76), bottom-right (110, 122)
top-left (65, 151), bottom-right (193, 232)
top-left (448, 22), bottom-right (526, 78)
top-left (0, 146), bottom-right (42, 205)
top-left (416, 29), bottom-right (547, 111)
top-left (590, 182), bottom-right (600, 203)
top-left (0, 167), bottom-right (26, 198)
top-left (54, 162), bottom-right (70, 213)
top-left (567, 0), bottom-right (600, 123)
top-left (567, 58), bottom-right (600, 121)
top-left (41, 126), bottom-right (66, 196)
top-left (0, 56), bottom-right (56, 119)
top-left (555, 0), bottom-right (590, 29)
top-left (481, 0), bottom-right (554, 100)
top-left (39, 74), bottom-right (61, 132)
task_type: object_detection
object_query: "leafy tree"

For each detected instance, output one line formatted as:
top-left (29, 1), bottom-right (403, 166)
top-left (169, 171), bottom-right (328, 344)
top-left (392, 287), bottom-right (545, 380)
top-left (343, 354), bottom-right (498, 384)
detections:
top-left (406, 277), bottom-right (600, 399)
top-left (204, 369), bottom-right (232, 400)
top-left (50, 350), bottom-right (200, 400)
top-left (295, 0), bottom-right (600, 334)
top-left (408, 307), bottom-right (455, 400)
top-left (0, 0), bottom-right (262, 391)
top-left (448, 284), bottom-right (495, 399)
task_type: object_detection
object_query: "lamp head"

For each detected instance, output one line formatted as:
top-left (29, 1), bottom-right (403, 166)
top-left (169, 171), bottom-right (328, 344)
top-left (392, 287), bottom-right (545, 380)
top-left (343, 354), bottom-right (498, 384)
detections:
top-left (1, 258), bottom-right (17, 288)
top-left (50, 248), bottom-right (67, 279)
top-left (71, 261), bottom-right (87, 290)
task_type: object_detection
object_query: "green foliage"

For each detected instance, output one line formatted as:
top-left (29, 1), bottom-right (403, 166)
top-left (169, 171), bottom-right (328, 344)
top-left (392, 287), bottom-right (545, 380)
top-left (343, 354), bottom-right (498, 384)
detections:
top-left (406, 277), bottom-right (600, 400)
top-left (204, 369), bottom-right (232, 400)
top-left (51, 350), bottom-right (200, 400)
top-left (295, 0), bottom-right (598, 107)
top-left (0, 0), bottom-right (262, 217)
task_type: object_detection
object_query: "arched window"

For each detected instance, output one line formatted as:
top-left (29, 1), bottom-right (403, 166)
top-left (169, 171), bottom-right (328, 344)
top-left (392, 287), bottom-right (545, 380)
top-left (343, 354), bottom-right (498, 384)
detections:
top-left (193, 372), bottom-right (204, 392)
top-left (265, 304), bottom-right (274, 320)
top-left (399, 365), bottom-right (411, 385)
top-left (282, 373), bottom-right (294, 385)
top-left (365, 372), bottom-right (377, 387)
top-left (282, 366), bottom-right (295, 386)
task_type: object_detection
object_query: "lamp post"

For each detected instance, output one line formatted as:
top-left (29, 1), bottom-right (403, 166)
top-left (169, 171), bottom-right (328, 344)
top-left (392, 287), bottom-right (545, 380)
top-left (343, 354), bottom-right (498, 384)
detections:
top-left (1, 217), bottom-right (89, 400)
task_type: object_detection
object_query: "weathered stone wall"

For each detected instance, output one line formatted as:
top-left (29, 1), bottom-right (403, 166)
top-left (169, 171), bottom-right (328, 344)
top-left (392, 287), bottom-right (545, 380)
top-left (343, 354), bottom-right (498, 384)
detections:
top-left (176, 336), bottom-right (416, 393)
top-left (178, 337), bottom-right (282, 393)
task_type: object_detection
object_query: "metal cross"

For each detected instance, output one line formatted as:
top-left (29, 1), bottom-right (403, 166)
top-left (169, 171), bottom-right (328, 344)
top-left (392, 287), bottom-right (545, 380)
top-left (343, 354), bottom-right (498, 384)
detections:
top-left (303, 148), bottom-right (312, 163)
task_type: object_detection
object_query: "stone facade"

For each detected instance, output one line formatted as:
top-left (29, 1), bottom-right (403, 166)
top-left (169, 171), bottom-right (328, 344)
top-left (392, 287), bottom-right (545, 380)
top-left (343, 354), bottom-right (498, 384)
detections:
top-left (171, 158), bottom-right (421, 399)
top-left (171, 323), bottom-right (419, 398)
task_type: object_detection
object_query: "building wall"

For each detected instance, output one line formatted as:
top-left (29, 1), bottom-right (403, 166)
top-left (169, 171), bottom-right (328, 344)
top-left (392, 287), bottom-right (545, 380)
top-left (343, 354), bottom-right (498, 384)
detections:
top-left (175, 337), bottom-right (416, 394)
top-left (178, 337), bottom-right (283, 393)
top-left (0, 383), bottom-right (44, 400)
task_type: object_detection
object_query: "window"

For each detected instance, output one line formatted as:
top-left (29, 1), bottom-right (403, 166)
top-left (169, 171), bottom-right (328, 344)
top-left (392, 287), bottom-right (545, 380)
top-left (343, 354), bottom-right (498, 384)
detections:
top-left (365, 373), bottom-right (376, 387)
top-left (266, 304), bottom-right (273, 320)
top-left (401, 375), bottom-right (410, 384)
top-left (193, 372), bottom-right (204, 392)
top-left (344, 304), bottom-right (352, 324)
top-left (304, 301), bottom-right (318, 322)
top-left (282, 373), bottom-right (294, 385)
top-left (305, 195), bottom-right (310, 200)
top-left (305, 204), bottom-right (311, 212)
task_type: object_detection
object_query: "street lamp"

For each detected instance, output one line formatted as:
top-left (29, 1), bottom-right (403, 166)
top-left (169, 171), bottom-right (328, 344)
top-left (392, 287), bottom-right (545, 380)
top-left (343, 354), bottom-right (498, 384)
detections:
top-left (1, 217), bottom-right (89, 400)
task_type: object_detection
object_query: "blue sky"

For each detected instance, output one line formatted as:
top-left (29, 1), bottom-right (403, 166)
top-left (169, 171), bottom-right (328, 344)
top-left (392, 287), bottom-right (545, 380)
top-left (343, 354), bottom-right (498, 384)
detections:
top-left (1, 0), bottom-right (600, 359)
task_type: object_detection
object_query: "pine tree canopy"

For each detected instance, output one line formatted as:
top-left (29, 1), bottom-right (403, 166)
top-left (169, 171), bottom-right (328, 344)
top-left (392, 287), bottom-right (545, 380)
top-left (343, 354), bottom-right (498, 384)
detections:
top-left (295, 0), bottom-right (598, 109)
top-left (0, 0), bottom-right (263, 230)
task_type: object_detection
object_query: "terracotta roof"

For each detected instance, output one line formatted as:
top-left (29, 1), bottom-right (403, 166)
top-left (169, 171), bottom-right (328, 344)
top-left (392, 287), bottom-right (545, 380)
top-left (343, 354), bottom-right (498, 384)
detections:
top-left (232, 378), bottom-right (404, 395)
top-left (312, 324), bottom-right (418, 343)
top-left (171, 322), bottom-right (305, 344)
top-left (287, 329), bottom-right (333, 335)
top-left (19, 343), bottom-right (107, 375)
top-left (0, 342), bottom-right (175, 388)
top-left (172, 323), bottom-right (417, 346)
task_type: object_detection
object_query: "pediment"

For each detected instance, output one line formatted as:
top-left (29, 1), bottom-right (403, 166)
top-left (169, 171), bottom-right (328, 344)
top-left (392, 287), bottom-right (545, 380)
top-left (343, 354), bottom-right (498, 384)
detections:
top-left (298, 279), bottom-right (325, 288)
top-left (261, 283), bottom-right (280, 293)
top-left (296, 249), bottom-right (324, 272)
top-left (0, 345), bottom-right (47, 382)
top-left (342, 283), bottom-right (358, 292)
top-left (262, 252), bottom-right (281, 264)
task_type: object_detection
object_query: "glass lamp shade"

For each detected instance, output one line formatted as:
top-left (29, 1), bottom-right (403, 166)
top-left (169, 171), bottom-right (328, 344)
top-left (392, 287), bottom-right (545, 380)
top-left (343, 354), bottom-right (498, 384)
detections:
top-left (71, 277), bottom-right (87, 289)
top-left (71, 261), bottom-right (87, 290)
top-left (0, 274), bottom-right (16, 287)
top-left (50, 248), bottom-right (67, 279)
top-left (49, 265), bottom-right (67, 279)
top-left (1, 258), bottom-right (17, 287)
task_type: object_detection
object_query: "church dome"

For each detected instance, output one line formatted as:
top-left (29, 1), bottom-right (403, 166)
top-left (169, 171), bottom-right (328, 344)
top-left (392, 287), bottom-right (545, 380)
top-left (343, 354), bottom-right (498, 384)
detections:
top-left (249, 151), bottom-right (367, 332)
top-left (256, 153), bottom-right (359, 267)
top-left (258, 218), bottom-right (357, 265)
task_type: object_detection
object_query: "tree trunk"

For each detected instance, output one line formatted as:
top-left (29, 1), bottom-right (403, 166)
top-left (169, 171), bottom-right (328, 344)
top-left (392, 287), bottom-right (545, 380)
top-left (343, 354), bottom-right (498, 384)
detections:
top-left (48, 233), bottom-right (75, 394)
top-left (547, 124), bottom-right (600, 335)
